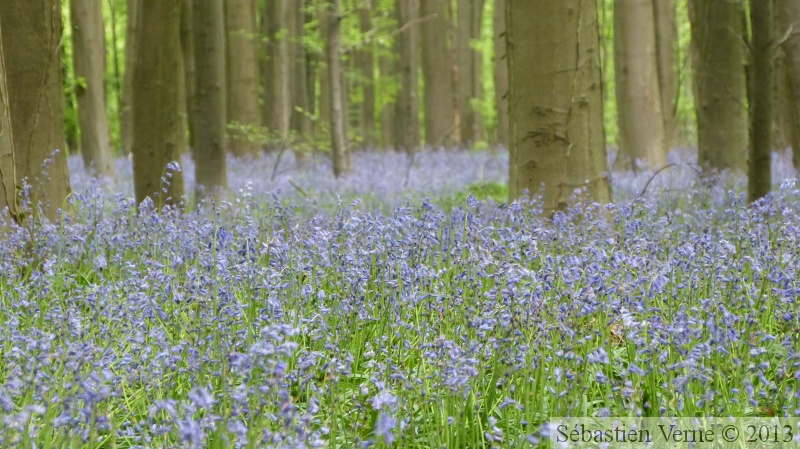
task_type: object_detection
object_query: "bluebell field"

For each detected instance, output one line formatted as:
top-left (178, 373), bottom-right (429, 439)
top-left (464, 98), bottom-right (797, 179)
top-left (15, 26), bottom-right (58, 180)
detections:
top-left (1, 149), bottom-right (799, 448)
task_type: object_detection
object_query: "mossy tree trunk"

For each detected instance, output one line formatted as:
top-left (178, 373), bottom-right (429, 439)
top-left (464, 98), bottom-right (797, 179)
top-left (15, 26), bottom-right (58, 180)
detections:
top-left (0, 24), bottom-right (18, 222)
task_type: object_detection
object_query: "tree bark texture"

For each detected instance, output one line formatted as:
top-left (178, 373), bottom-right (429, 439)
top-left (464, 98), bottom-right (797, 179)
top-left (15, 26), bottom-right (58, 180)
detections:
top-left (421, 0), bottom-right (457, 148)
top-left (327, 0), bottom-right (351, 176)
top-left (653, 0), bottom-right (679, 151)
top-left (355, 0), bottom-right (376, 148)
top-left (749, 0), bottom-right (774, 202)
top-left (395, 0), bottom-right (420, 153)
top-left (121, 0), bottom-right (139, 156)
top-left (455, 0), bottom-right (484, 146)
top-left (776, 0), bottom-right (800, 170)
top-left (493, 0), bottom-right (509, 148)
top-left (225, 0), bottom-right (261, 157)
top-left (0, 23), bottom-right (18, 221)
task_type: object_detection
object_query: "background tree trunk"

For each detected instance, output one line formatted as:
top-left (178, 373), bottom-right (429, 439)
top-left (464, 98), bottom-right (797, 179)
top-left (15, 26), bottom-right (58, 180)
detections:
top-left (288, 0), bottom-right (311, 164)
top-left (776, 0), bottom-right (800, 170)
top-left (492, 0), bottom-right (508, 148)
top-left (507, 0), bottom-right (611, 214)
top-left (0, 25), bottom-right (18, 222)
top-left (689, 0), bottom-right (748, 171)
top-left (192, 0), bottom-right (228, 199)
top-left (455, 0), bottom-right (484, 147)
top-left (131, 0), bottom-right (185, 208)
top-left (226, 0), bottom-right (261, 157)
top-left (328, 0), bottom-right (351, 176)
top-left (379, 53), bottom-right (397, 149)
top-left (70, 0), bottom-right (115, 178)
top-left (613, 0), bottom-right (666, 171)
top-left (121, 0), bottom-right (138, 157)
top-left (395, 0), bottom-right (420, 153)
top-left (749, 0), bottom-right (774, 202)
top-left (653, 0), bottom-right (679, 151)
top-left (270, 0), bottom-right (291, 149)
top-left (0, 0), bottom-right (71, 221)
top-left (356, 0), bottom-right (376, 148)
top-left (179, 0), bottom-right (195, 152)
top-left (421, 0), bottom-right (456, 148)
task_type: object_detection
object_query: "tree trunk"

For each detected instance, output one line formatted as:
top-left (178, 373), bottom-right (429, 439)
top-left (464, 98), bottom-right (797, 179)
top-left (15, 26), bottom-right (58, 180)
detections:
top-left (356, 0), bottom-right (376, 148)
top-left (689, 0), bottom-right (748, 171)
top-left (507, 0), bottom-right (611, 214)
top-left (132, 0), bottom-right (185, 208)
top-left (271, 0), bottom-right (291, 149)
top-left (379, 53), bottom-right (397, 149)
top-left (192, 0), bottom-right (228, 199)
top-left (288, 0), bottom-right (311, 164)
top-left (653, 0), bottom-right (679, 151)
top-left (421, 0), bottom-right (457, 148)
top-left (776, 0), bottom-right (800, 170)
top-left (179, 0), bottom-right (195, 152)
top-left (225, 0), bottom-right (261, 157)
top-left (492, 0), bottom-right (509, 148)
top-left (0, 25), bottom-right (18, 222)
top-left (70, 0), bottom-right (115, 178)
top-left (318, 7), bottom-right (331, 125)
top-left (613, 0), bottom-right (666, 171)
top-left (749, 0), bottom-right (774, 202)
top-left (395, 0), bottom-right (420, 153)
top-left (327, 0), bottom-right (351, 176)
top-left (455, 0), bottom-right (484, 147)
top-left (0, 0), bottom-right (71, 221)
top-left (121, 0), bottom-right (138, 157)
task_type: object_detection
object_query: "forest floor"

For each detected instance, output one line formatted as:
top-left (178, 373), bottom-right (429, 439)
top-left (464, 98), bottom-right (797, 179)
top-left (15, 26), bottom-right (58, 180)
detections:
top-left (1, 148), bottom-right (798, 448)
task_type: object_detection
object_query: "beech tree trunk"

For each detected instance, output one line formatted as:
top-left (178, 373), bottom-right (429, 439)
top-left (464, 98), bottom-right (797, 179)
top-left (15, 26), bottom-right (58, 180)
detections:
top-left (192, 0), bottom-right (228, 199)
top-left (179, 0), bottom-right (195, 152)
top-left (689, 0), bottom-right (748, 171)
top-left (70, 0), bottom-right (115, 178)
top-left (749, 0), bottom-right (774, 202)
top-left (327, 0), bottom-right (351, 176)
top-left (776, 0), bottom-right (800, 170)
top-left (225, 0), bottom-right (261, 157)
top-left (356, 0), bottom-right (376, 148)
top-left (507, 0), bottom-right (611, 214)
top-left (613, 0), bottom-right (666, 171)
top-left (0, 0), bottom-right (71, 221)
top-left (0, 24), bottom-right (18, 222)
top-left (493, 0), bottom-right (509, 148)
top-left (131, 0), bottom-right (185, 208)
top-left (395, 0), bottom-right (420, 153)
top-left (121, 0), bottom-right (138, 157)
top-left (653, 0), bottom-right (679, 151)
top-left (421, 0), bottom-right (457, 148)
top-left (455, 0), bottom-right (483, 147)
top-left (379, 53), bottom-right (397, 149)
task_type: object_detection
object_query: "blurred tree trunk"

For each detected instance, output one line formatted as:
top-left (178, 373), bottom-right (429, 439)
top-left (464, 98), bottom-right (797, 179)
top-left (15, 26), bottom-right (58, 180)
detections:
top-left (179, 0), bottom-right (195, 152)
top-left (421, 0), bottom-right (456, 148)
top-left (0, 0), bottom-right (71, 221)
top-left (455, 0), bottom-right (484, 147)
top-left (0, 25), bottom-right (18, 222)
top-left (70, 0), bottom-right (115, 178)
top-left (776, 0), bottom-right (800, 170)
top-left (689, 0), bottom-right (748, 171)
top-left (121, 0), bottom-right (138, 157)
top-left (131, 0), bottom-right (185, 208)
top-left (507, 0), bottom-right (611, 215)
top-left (270, 0), bottom-right (291, 149)
top-left (289, 0), bottom-right (311, 164)
top-left (395, 0), bottom-right (420, 153)
top-left (355, 0), bottom-right (376, 148)
top-left (613, 0), bottom-right (666, 171)
top-left (192, 0), bottom-right (228, 199)
top-left (379, 53), bottom-right (397, 149)
top-left (318, 6), bottom-right (331, 125)
top-left (492, 0), bottom-right (508, 148)
top-left (653, 0), bottom-right (679, 151)
top-left (327, 0), bottom-right (351, 176)
top-left (226, 0), bottom-right (261, 157)
top-left (748, 0), bottom-right (774, 202)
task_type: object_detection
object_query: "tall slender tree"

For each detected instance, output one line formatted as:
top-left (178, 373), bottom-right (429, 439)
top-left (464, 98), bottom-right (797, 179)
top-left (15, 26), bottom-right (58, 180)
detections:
top-left (70, 0), bottom-right (115, 178)
top-left (327, 0), bottom-right (351, 176)
top-left (0, 0), bottom-right (71, 221)
top-left (226, 0), bottom-right (261, 157)
top-left (493, 0), bottom-right (509, 147)
top-left (179, 0), bottom-right (195, 152)
top-left (271, 0), bottom-right (292, 148)
top-left (689, 0), bottom-right (748, 171)
top-left (131, 0), bottom-right (185, 208)
top-left (776, 0), bottom-right (800, 170)
top-left (120, 0), bottom-right (139, 157)
top-left (421, 0), bottom-right (456, 148)
top-left (0, 23), bottom-right (18, 222)
top-left (749, 0), bottom-right (774, 201)
top-left (613, 0), bottom-right (666, 171)
top-left (289, 0), bottom-right (311, 164)
top-left (455, 0), bottom-right (484, 146)
top-left (395, 0), bottom-right (420, 153)
top-left (507, 0), bottom-right (611, 214)
top-left (653, 0), bottom-right (679, 151)
top-left (355, 0), bottom-right (376, 148)
top-left (192, 0), bottom-right (228, 199)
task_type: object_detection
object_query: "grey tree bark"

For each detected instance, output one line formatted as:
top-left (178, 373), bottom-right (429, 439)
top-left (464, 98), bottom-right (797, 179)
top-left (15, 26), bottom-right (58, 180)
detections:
top-left (328, 0), bottom-right (351, 176)
top-left (421, 0), bottom-right (457, 148)
top-left (748, 0), bottom-right (774, 201)
top-left (226, 0), bottom-right (261, 157)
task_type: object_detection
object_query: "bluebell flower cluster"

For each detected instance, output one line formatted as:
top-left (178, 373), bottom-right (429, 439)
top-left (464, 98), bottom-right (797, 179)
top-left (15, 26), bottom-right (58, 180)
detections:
top-left (0, 149), bottom-right (797, 447)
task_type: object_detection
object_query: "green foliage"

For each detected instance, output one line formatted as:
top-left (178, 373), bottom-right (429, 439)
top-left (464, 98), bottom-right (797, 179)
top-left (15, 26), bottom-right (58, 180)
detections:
top-left (440, 181), bottom-right (508, 211)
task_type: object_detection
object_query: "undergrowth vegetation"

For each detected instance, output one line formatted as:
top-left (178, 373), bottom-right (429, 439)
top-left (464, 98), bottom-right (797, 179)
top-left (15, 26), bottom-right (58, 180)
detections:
top-left (1, 149), bottom-right (799, 448)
